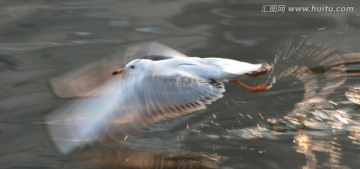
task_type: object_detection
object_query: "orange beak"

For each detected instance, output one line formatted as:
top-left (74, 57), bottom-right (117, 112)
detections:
top-left (112, 69), bottom-right (126, 75)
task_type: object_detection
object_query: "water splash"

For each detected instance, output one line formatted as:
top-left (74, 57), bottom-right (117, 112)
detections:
top-left (224, 36), bottom-right (359, 134)
top-left (265, 37), bottom-right (351, 131)
top-left (224, 38), bottom-right (359, 169)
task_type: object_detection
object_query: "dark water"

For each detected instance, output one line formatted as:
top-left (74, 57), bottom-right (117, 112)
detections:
top-left (0, 0), bottom-right (359, 169)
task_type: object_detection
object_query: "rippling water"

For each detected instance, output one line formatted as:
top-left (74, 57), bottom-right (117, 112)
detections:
top-left (0, 0), bottom-right (359, 169)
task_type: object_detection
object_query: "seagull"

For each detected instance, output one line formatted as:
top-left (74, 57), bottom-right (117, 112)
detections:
top-left (46, 42), bottom-right (271, 154)
top-left (112, 55), bottom-right (271, 92)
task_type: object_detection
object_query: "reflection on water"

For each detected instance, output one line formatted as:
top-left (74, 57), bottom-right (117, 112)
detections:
top-left (72, 147), bottom-right (219, 169)
top-left (346, 86), bottom-right (360, 105)
top-left (294, 130), bottom-right (349, 169)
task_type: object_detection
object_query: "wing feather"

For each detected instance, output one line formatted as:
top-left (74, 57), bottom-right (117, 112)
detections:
top-left (46, 72), bottom-right (224, 154)
top-left (134, 74), bottom-right (225, 123)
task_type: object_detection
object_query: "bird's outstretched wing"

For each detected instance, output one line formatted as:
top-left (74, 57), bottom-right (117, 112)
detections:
top-left (126, 42), bottom-right (188, 61)
top-left (130, 73), bottom-right (224, 124)
top-left (46, 76), bottom-right (128, 154)
top-left (46, 70), bottom-right (224, 154)
top-left (50, 42), bottom-right (187, 98)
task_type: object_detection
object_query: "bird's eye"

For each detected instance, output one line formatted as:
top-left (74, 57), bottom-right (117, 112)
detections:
top-left (130, 65), bottom-right (135, 69)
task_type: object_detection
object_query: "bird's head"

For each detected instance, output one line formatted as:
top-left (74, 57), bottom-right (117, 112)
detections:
top-left (112, 59), bottom-right (151, 75)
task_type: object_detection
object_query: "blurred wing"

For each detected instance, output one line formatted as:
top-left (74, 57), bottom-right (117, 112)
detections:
top-left (126, 42), bottom-right (188, 61)
top-left (50, 42), bottom-right (187, 98)
top-left (46, 72), bottom-right (224, 154)
top-left (46, 76), bottom-right (129, 154)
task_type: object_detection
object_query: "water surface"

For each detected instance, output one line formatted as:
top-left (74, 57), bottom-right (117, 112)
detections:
top-left (0, 0), bottom-right (359, 169)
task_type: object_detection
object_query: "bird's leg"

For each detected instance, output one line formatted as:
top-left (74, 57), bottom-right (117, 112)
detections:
top-left (229, 79), bottom-right (271, 92)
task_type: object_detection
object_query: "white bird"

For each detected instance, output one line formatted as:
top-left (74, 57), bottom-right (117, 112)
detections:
top-left (45, 42), bottom-right (271, 154)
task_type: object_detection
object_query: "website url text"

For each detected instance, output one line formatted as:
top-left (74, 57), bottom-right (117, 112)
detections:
top-left (261, 5), bottom-right (354, 13)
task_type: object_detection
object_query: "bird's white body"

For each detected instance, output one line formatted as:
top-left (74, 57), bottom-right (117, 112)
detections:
top-left (126, 57), bottom-right (263, 82)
